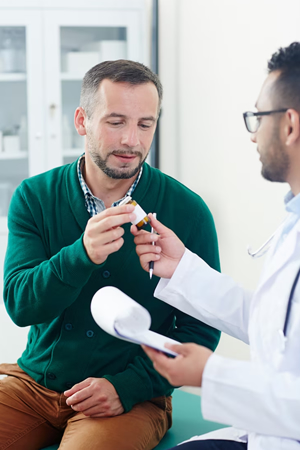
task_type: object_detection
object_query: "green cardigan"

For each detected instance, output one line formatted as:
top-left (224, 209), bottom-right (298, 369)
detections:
top-left (3, 161), bottom-right (220, 412)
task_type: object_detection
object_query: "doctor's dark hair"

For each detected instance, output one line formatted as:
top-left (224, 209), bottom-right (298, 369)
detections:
top-left (267, 42), bottom-right (300, 111)
top-left (80, 59), bottom-right (163, 118)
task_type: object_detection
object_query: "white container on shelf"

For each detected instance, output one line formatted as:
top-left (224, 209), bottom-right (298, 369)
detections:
top-left (100, 40), bottom-right (127, 61)
top-left (3, 135), bottom-right (20, 154)
top-left (18, 116), bottom-right (28, 151)
top-left (0, 49), bottom-right (15, 73)
top-left (0, 182), bottom-right (12, 217)
top-left (0, 54), bottom-right (4, 73)
top-left (80, 41), bottom-right (102, 57)
top-left (66, 51), bottom-right (99, 74)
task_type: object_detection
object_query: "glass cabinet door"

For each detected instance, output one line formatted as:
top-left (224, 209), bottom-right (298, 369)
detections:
top-left (0, 26), bottom-right (28, 218)
top-left (0, 11), bottom-right (44, 220)
top-left (44, 9), bottom-right (146, 169)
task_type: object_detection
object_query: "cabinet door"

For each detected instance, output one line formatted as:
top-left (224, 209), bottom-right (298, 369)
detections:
top-left (0, 9), bottom-right (44, 301)
top-left (43, 8), bottom-right (147, 170)
top-left (0, 10), bottom-right (44, 220)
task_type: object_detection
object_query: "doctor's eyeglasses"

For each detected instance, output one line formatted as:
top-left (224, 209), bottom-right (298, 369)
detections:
top-left (243, 109), bottom-right (288, 133)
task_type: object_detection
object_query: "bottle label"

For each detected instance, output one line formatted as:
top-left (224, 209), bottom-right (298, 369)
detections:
top-left (132, 204), bottom-right (148, 225)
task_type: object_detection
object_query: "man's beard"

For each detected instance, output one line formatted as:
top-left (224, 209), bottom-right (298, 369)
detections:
top-left (261, 129), bottom-right (290, 183)
top-left (87, 138), bottom-right (148, 179)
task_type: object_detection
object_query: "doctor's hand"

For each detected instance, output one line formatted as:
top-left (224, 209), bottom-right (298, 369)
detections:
top-left (84, 204), bottom-right (136, 265)
top-left (142, 343), bottom-right (212, 387)
top-left (131, 213), bottom-right (185, 279)
top-left (64, 377), bottom-right (124, 418)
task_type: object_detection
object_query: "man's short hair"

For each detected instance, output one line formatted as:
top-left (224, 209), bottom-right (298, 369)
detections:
top-left (80, 59), bottom-right (163, 118)
top-left (268, 42), bottom-right (300, 110)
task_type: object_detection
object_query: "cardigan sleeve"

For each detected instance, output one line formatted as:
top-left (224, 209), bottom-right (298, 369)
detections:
top-left (3, 184), bottom-right (100, 326)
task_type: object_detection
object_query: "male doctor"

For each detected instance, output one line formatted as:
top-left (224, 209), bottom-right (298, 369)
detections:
top-left (132, 42), bottom-right (300, 450)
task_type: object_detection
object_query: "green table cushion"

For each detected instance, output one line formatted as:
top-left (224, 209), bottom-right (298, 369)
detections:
top-left (155, 390), bottom-right (226, 449)
top-left (42, 389), bottom-right (226, 450)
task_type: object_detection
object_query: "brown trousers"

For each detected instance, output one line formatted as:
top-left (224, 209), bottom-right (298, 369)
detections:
top-left (0, 364), bottom-right (172, 450)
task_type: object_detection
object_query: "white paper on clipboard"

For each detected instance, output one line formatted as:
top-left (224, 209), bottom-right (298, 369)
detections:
top-left (90, 286), bottom-right (180, 356)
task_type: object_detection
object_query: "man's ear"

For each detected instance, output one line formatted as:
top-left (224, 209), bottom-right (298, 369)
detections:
top-left (285, 109), bottom-right (300, 146)
top-left (74, 107), bottom-right (87, 136)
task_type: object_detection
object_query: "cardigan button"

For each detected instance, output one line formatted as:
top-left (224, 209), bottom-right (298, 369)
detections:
top-left (47, 372), bottom-right (56, 380)
top-left (86, 330), bottom-right (94, 338)
top-left (102, 270), bottom-right (111, 279)
top-left (65, 323), bottom-right (73, 331)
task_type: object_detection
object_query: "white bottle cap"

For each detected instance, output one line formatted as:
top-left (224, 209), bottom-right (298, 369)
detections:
top-left (119, 196), bottom-right (132, 206)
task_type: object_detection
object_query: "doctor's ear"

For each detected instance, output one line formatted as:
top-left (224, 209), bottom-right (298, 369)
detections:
top-left (285, 109), bottom-right (300, 146)
top-left (74, 107), bottom-right (87, 136)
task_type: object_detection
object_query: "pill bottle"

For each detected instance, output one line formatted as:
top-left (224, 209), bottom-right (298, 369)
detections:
top-left (119, 196), bottom-right (150, 230)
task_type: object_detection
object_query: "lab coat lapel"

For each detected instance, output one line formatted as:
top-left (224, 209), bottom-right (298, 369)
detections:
top-left (256, 220), bottom-right (300, 293)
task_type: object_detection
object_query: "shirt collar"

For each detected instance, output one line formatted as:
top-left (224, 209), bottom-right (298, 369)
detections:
top-left (77, 153), bottom-right (143, 208)
top-left (284, 190), bottom-right (300, 215)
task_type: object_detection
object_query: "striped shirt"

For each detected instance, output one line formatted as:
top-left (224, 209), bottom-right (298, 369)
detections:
top-left (77, 154), bottom-right (143, 217)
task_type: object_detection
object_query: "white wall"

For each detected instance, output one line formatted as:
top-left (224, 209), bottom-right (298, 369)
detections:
top-left (159, 0), bottom-right (300, 360)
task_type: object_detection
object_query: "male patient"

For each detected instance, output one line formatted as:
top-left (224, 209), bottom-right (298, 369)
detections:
top-left (0, 60), bottom-right (220, 450)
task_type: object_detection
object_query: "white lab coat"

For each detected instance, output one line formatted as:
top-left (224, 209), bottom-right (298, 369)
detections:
top-left (155, 216), bottom-right (300, 450)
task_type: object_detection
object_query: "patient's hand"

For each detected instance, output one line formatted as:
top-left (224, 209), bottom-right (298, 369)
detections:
top-left (64, 377), bottom-right (124, 417)
top-left (83, 204), bottom-right (136, 265)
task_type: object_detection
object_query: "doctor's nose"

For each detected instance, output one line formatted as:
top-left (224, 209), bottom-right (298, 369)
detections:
top-left (121, 126), bottom-right (140, 147)
top-left (250, 131), bottom-right (257, 144)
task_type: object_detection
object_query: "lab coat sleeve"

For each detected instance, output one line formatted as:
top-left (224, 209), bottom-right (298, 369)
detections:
top-left (155, 249), bottom-right (252, 343)
top-left (202, 353), bottom-right (300, 440)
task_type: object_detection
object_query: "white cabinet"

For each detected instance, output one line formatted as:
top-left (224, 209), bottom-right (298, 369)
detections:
top-left (43, 7), bottom-right (146, 170)
top-left (0, 0), bottom-right (149, 300)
